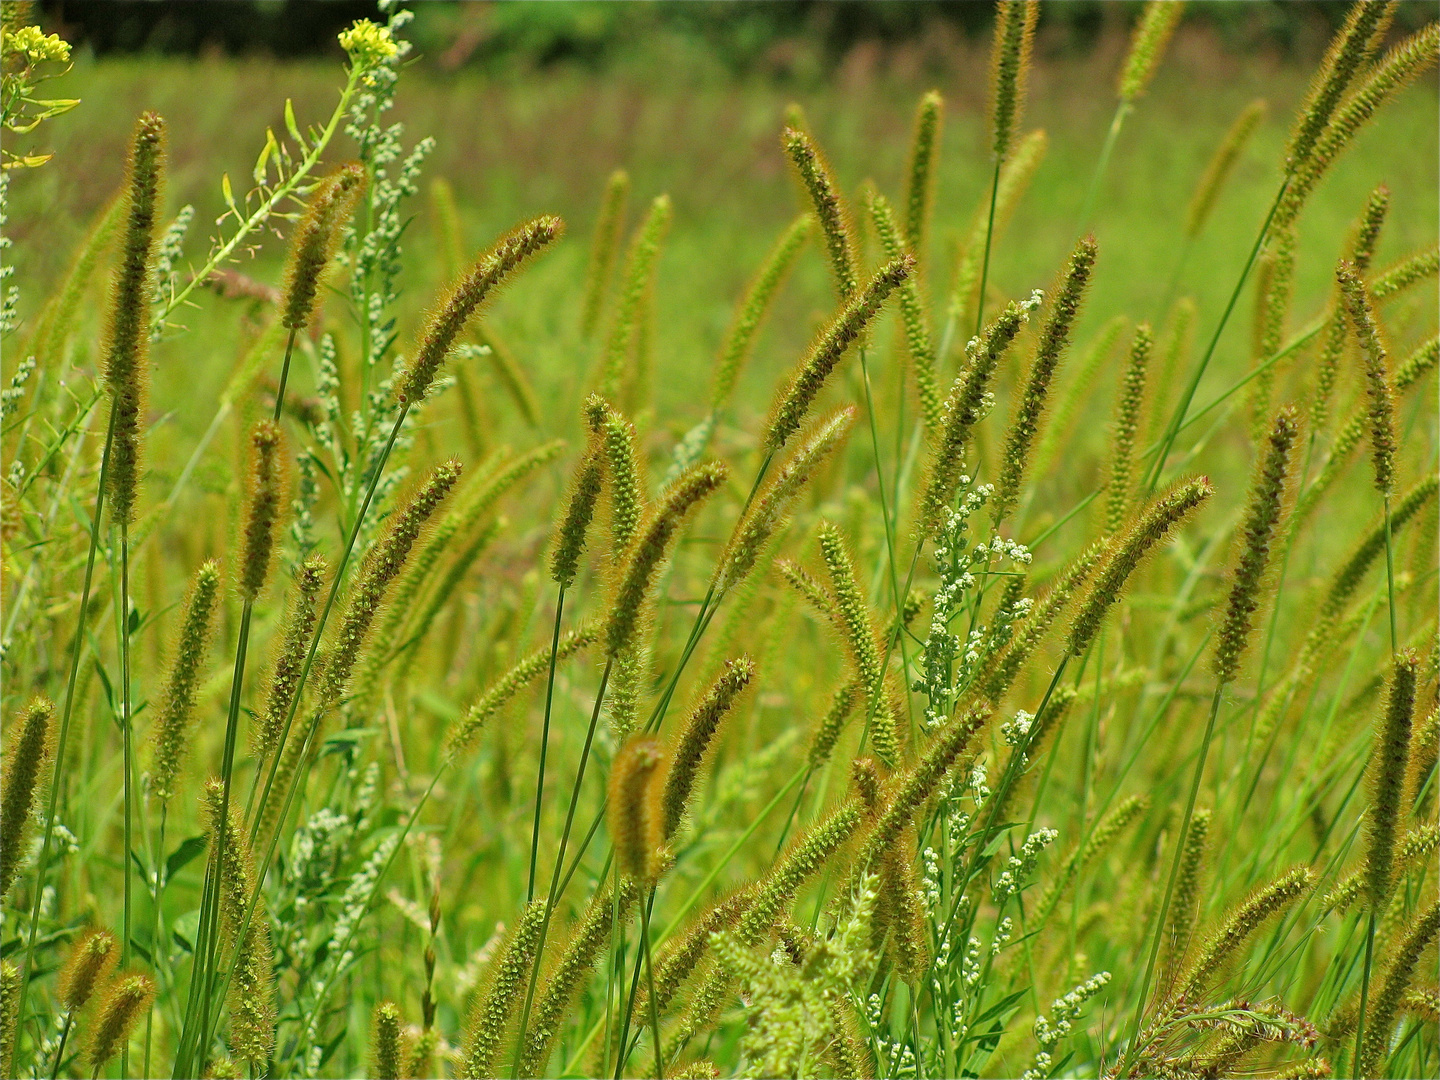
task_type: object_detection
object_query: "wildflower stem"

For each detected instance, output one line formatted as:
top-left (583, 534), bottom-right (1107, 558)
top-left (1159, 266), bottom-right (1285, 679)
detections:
top-left (528, 587), bottom-right (567, 903)
top-left (1076, 102), bottom-right (1131, 232)
top-left (1383, 493), bottom-right (1397, 654)
top-left (1123, 681), bottom-right (1225, 1074)
top-left (270, 328), bottom-right (298, 423)
top-left (50, 1012), bottom-right (74, 1080)
top-left (1353, 911), bottom-right (1375, 1080)
top-left (118, 522), bottom-right (135, 1080)
top-left (13, 406), bottom-right (115, 1055)
top-left (974, 159), bottom-right (1002, 338)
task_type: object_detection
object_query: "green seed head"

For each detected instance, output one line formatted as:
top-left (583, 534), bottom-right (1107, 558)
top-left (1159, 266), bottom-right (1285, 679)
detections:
top-left (551, 437), bottom-right (604, 590)
top-left (1364, 651), bottom-right (1417, 907)
top-left (989, 0), bottom-right (1039, 159)
top-left (662, 657), bottom-right (755, 840)
top-left (86, 973), bottom-right (156, 1073)
top-left (371, 1002), bottom-right (405, 1080)
top-left (1337, 259), bottom-right (1397, 494)
top-left (1185, 99), bottom-right (1266, 240)
top-left (904, 90), bottom-right (944, 255)
top-left (1106, 323), bottom-right (1154, 535)
top-left (581, 168), bottom-right (630, 339)
top-left (0, 696), bottom-right (53, 899)
top-left (610, 736), bottom-right (665, 884)
top-left (58, 928), bottom-right (118, 1014)
top-left (1118, 0), bottom-right (1185, 103)
top-left (781, 126), bottom-right (857, 301)
top-left (150, 561), bottom-right (222, 802)
top-left (1285, 0), bottom-right (1393, 175)
top-left (239, 419), bottom-right (284, 601)
top-left (281, 162), bottom-right (366, 330)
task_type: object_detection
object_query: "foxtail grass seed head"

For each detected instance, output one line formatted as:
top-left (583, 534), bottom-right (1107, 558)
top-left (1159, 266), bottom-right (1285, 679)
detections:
top-left (989, 0), bottom-right (1039, 159)
top-left (1069, 476), bottom-right (1213, 656)
top-left (807, 680), bottom-right (862, 770)
top-left (920, 295), bottom-right (1036, 535)
top-left (1337, 260), bottom-right (1397, 493)
top-left (1359, 900), bottom-right (1439, 1078)
top-left (463, 899), bottom-right (546, 1080)
top-left (868, 190), bottom-right (941, 435)
top-left (712, 214), bottom-right (812, 412)
top-left (1162, 807), bottom-right (1211, 984)
top-left (398, 215), bottom-right (562, 404)
top-left (281, 161), bottom-right (366, 330)
top-left (1213, 405), bottom-right (1299, 685)
top-left (58, 928), bottom-right (118, 1013)
top-left (581, 168), bottom-right (629, 338)
top-left (0, 961), bottom-right (17, 1079)
top-left (904, 90), bottom-right (943, 254)
top-left (322, 460), bottom-right (462, 704)
top-left (1179, 866), bottom-right (1314, 1001)
top-left (372, 1001), bottom-right (404, 1080)
top-left (738, 802), bottom-right (864, 945)
top-left (610, 736), bottom-right (665, 883)
top-left (1365, 651), bottom-right (1416, 907)
top-left (600, 193), bottom-right (670, 401)
top-left (254, 555), bottom-right (324, 759)
top-left (0, 696), bottom-right (52, 898)
top-left (1285, 0), bottom-right (1393, 174)
top-left (721, 407), bottom-right (854, 592)
top-left (550, 441), bottom-right (603, 590)
top-left (662, 658), bottom-right (754, 839)
top-left (781, 126), bottom-right (857, 301)
top-left (1352, 184), bottom-right (1390, 276)
top-left (597, 401), bottom-right (645, 553)
top-left (104, 111), bottom-right (165, 527)
top-left (995, 234), bottom-right (1097, 526)
top-left (86, 973), bottom-right (156, 1074)
top-left (1185, 99), bottom-right (1266, 240)
top-left (1106, 323), bottom-right (1154, 535)
top-left (606, 460), bottom-right (727, 658)
top-left (1118, 0), bottom-right (1184, 102)
top-left (150, 560), bottom-right (221, 801)
top-left (1371, 244), bottom-right (1440, 303)
top-left (764, 255), bottom-right (912, 451)
top-left (239, 418), bottom-right (284, 601)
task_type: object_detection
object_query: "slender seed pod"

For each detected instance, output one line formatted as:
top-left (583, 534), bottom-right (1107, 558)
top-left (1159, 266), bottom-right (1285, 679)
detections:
top-left (1185, 99), bottom-right (1266, 240)
top-left (1365, 652), bottom-right (1417, 907)
top-left (321, 461), bottom-right (462, 704)
top-left (444, 624), bottom-right (596, 760)
top-left (1177, 866), bottom-right (1313, 1002)
top-left (1312, 193), bottom-right (1391, 432)
top-left (1106, 323), bottom-right (1154, 535)
top-left (662, 658), bottom-right (755, 839)
top-left (904, 91), bottom-right (943, 256)
top-left (149, 561), bottom-right (222, 801)
top-left (202, 779), bottom-right (275, 1066)
top-left (781, 127), bottom-right (857, 301)
top-left (855, 704), bottom-right (990, 874)
top-left (1370, 245), bottom-right (1439, 303)
top-left (58, 928), bottom-right (118, 1013)
top-left (581, 169), bottom-right (629, 339)
top-left (0, 961), bottom-right (17, 1080)
top-left (994, 235), bottom-right (1098, 527)
top-left (989, 0), bottom-right (1039, 160)
top-left (104, 112), bottom-right (165, 527)
top-left (1247, 224), bottom-right (1296, 437)
top-left (371, 1001), bottom-right (404, 1080)
top-left (636, 886), bottom-right (756, 1023)
top-left (764, 255), bottom-right (913, 452)
top-left (1337, 260), bottom-right (1397, 494)
top-left (598, 403), bottom-right (644, 553)
top-left (818, 521), bottom-right (901, 766)
top-left (605, 461), bottom-right (727, 659)
top-left (1285, 0), bottom-right (1393, 175)
top-left (1325, 824), bottom-right (1439, 913)
top-left (86, 973), bottom-right (156, 1073)
top-left (253, 555), bottom-right (325, 759)
top-left (711, 214), bottom-right (812, 412)
top-left (736, 801), bottom-right (865, 945)
top-left (609, 736), bottom-right (664, 884)
top-left (238, 418), bottom-right (284, 601)
top-left (398, 216), bottom-right (562, 404)
top-left (551, 441), bottom-right (604, 591)
top-left (806, 680), bottom-right (863, 770)
top-left (0, 696), bottom-right (53, 898)
top-left (720, 407), bottom-right (855, 592)
top-left (1213, 405), bottom-right (1300, 685)
top-left (462, 899), bottom-right (546, 1080)
top-left (1118, 0), bottom-right (1184, 102)
top-left (1069, 477), bottom-right (1213, 656)
top-left (1351, 185), bottom-right (1391, 277)
top-left (983, 540), bottom-right (1106, 702)
top-left (1359, 901), bottom-right (1439, 1079)
top-left (868, 189), bottom-right (941, 436)
top-left (519, 878), bottom-right (641, 1077)
top-left (1161, 807), bottom-right (1211, 988)
top-left (918, 297), bottom-right (1035, 536)
top-left (281, 162), bottom-right (365, 330)
top-left (1034, 314), bottom-right (1129, 481)
top-left (600, 194), bottom-right (671, 402)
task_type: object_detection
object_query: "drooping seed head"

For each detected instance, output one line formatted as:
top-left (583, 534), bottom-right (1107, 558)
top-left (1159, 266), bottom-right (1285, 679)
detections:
top-left (1178, 866), bottom-right (1314, 1001)
top-left (58, 928), bottom-right (118, 1013)
top-left (1118, 0), bottom-right (1184, 102)
top-left (988, 0), bottom-right (1039, 159)
top-left (238, 419), bottom-right (284, 601)
top-left (1212, 405), bottom-right (1300, 685)
top-left (1336, 259), bottom-right (1397, 494)
top-left (609, 736), bottom-right (665, 884)
top-left (86, 973), bottom-right (156, 1073)
top-left (781, 126), bottom-right (857, 301)
top-left (1352, 184), bottom-right (1391, 276)
top-left (551, 437), bottom-right (604, 590)
top-left (806, 680), bottom-right (863, 771)
top-left (599, 193), bottom-right (671, 402)
top-left (253, 555), bottom-right (325, 760)
top-left (1358, 900), bottom-right (1439, 1078)
top-left (1185, 99), bottom-right (1266, 240)
top-left (581, 168), bottom-right (630, 339)
top-left (904, 90), bottom-right (944, 255)
top-left (281, 162), bottom-right (366, 330)
top-left (1285, 0), bottom-right (1394, 175)
top-left (1364, 652), bottom-right (1417, 907)
top-left (661, 657), bottom-right (754, 839)
top-left (0, 696), bottom-right (53, 898)
top-left (398, 216), bottom-right (562, 404)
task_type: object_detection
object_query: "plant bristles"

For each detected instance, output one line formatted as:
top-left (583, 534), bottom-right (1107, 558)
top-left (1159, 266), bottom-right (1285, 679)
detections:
top-left (598, 402), bottom-right (645, 553)
top-left (904, 90), bottom-right (943, 255)
top-left (1160, 807), bottom-right (1211, 990)
top-left (995, 234), bottom-right (1097, 526)
top-left (1106, 323), bottom-right (1154, 535)
top-left (781, 126), bottom-right (857, 301)
top-left (1284, 0), bottom-right (1393, 175)
top-left (868, 188), bottom-right (941, 436)
top-left (398, 215), bottom-right (562, 404)
top-left (600, 193), bottom-right (671, 403)
top-left (989, 0), bottom-right (1039, 160)
top-left (371, 1001), bottom-right (404, 1080)
top-left (1363, 651), bottom-right (1416, 907)
top-left (806, 679), bottom-right (863, 770)
top-left (610, 736), bottom-right (665, 885)
top-left (85, 972), bottom-right (156, 1074)
top-left (581, 169), bottom-right (630, 339)
top-left (238, 418), bottom-right (284, 601)
top-left (764, 254), bottom-right (913, 452)
top-left (1118, 0), bottom-right (1185, 103)
top-left (1185, 99), bottom-right (1266, 240)
top-left (551, 442), bottom-right (604, 590)
top-left (1369, 243), bottom-right (1440, 302)
top-left (103, 111), bottom-right (165, 526)
top-left (0, 697), bottom-right (53, 899)
top-left (661, 657), bottom-right (754, 840)
top-left (280, 162), bottom-right (365, 330)
top-left (1336, 260), bottom-right (1398, 494)
top-left (463, 899), bottom-right (546, 1079)
top-left (252, 555), bottom-right (323, 760)
top-left (57, 928), bottom-right (117, 1014)
top-left (1358, 901), bottom-right (1439, 1078)
top-left (1212, 404), bottom-right (1299, 685)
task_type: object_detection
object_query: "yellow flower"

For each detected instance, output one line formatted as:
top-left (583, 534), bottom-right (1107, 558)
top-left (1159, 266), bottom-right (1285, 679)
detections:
top-left (338, 19), bottom-right (397, 72)
top-left (3, 24), bottom-right (70, 65)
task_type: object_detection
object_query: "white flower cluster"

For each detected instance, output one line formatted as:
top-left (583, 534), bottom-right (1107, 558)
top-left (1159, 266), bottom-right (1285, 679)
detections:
top-left (992, 827), bottom-right (1057, 905)
top-left (1022, 971), bottom-right (1113, 1079)
top-left (1001, 708), bottom-right (1034, 747)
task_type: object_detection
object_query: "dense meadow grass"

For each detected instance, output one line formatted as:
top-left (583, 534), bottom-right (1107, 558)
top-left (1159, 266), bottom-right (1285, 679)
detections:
top-left (1, 3), bottom-right (1437, 1078)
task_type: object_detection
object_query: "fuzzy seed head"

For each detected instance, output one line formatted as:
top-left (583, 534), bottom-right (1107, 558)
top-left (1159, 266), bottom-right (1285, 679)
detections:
top-left (1365, 652), bottom-right (1417, 907)
top-left (253, 555), bottom-right (324, 760)
top-left (1286, 0), bottom-right (1393, 174)
top-left (610, 736), bottom-right (665, 884)
top-left (1336, 260), bottom-right (1397, 493)
top-left (1186, 99), bottom-right (1266, 240)
top-left (599, 193), bottom-right (671, 402)
top-left (149, 560), bottom-right (221, 801)
top-left (1069, 476), bottom-right (1213, 656)
top-left (581, 168), bottom-right (629, 339)
top-left (781, 127), bottom-right (857, 301)
top-left (598, 404), bottom-right (644, 553)
top-left (104, 111), bottom-right (166, 526)
top-left (58, 928), bottom-right (118, 1013)
top-left (239, 419), bottom-right (284, 601)
top-left (399, 216), bottom-right (562, 404)
top-left (1118, 0), bottom-right (1184, 102)
top-left (0, 696), bottom-right (53, 898)
top-left (905, 90), bottom-right (944, 254)
top-left (1359, 900), bottom-right (1439, 1078)
top-left (662, 658), bottom-right (754, 839)
top-left (0, 961), bottom-right (17, 1080)
top-left (86, 973), bottom-right (156, 1072)
top-left (372, 1002), bottom-right (404, 1080)
top-left (1179, 866), bottom-right (1313, 1001)
top-left (868, 189), bottom-right (941, 435)
top-left (989, 0), bottom-right (1039, 159)
top-left (1213, 405), bottom-right (1299, 684)
top-left (738, 802), bottom-right (864, 945)
top-left (806, 680), bottom-right (863, 771)
top-left (551, 440), bottom-right (604, 589)
top-left (1352, 184), bottom-right (1390, 276)
top-left (464, 899), bottom-right (546, 1080)
top-left (1106, 323), bottom-right (1154, 535)
top-left (281, 162), bottom-right (366, 330)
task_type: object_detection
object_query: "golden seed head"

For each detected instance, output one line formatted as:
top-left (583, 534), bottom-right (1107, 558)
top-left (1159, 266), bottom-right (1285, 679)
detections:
top-left (609, 736), bottom-right (665, 884)
top-left (281, 162), bottom-right (366, 329)
top-left (86, 972), bottom-right (156, 1072)
top-left (58, 928), bottom-right (117, 1014)
top-left (781, 126), bottom-right (857, 301)
top-left (0, 696), bottom-right (54, 898)
top-left (989, 0), bottom-right (1039, 159)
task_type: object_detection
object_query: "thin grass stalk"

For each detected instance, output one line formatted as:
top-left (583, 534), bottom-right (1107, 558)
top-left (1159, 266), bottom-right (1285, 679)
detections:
top-left (973, 160), bottom-right (1002, 338)
top-left (117, 524), bottom-right (135, 1080)
top-left (528, 587), bottom-right (566, 903)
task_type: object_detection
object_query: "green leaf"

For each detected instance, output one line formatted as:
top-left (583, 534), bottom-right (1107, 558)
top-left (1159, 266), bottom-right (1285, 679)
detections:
top-left (284, 98), bottom-right (304, 146)
top-left (221, 172), bottom-right (237, 215)
top-left (165, 834), bottom-right (208, 883)
top-left (253, 127), bottom-right (278, 185)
